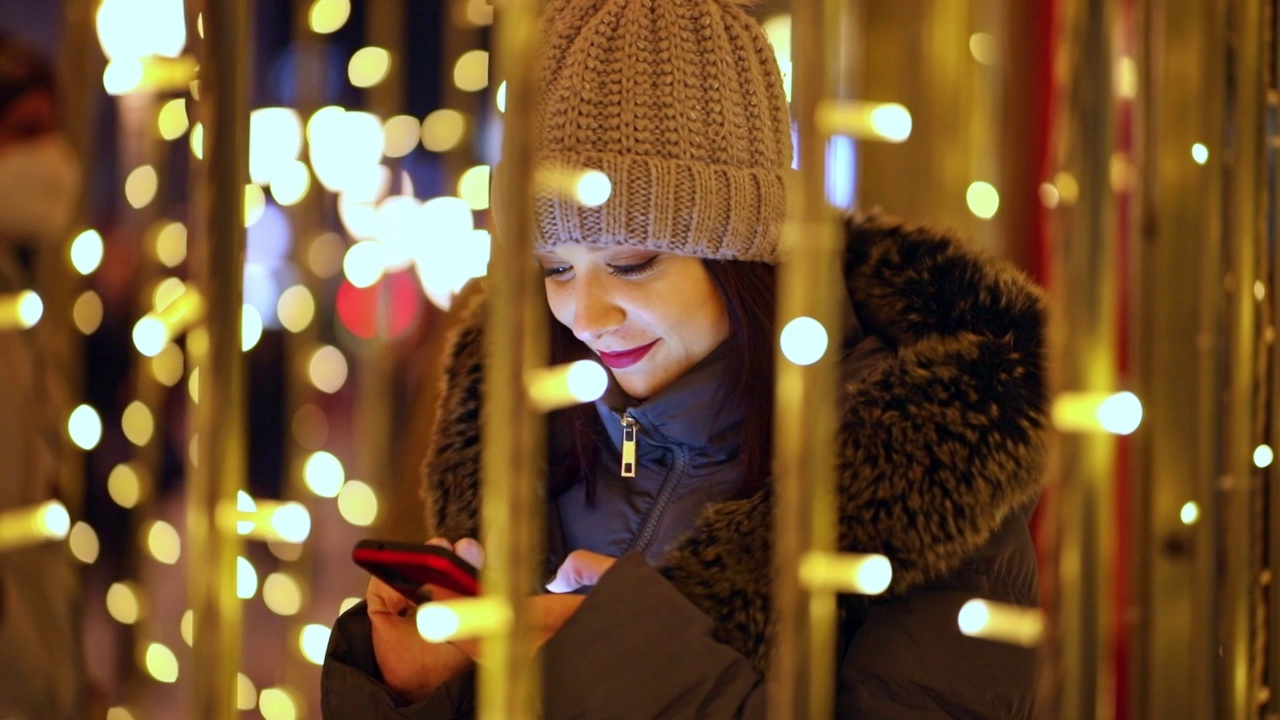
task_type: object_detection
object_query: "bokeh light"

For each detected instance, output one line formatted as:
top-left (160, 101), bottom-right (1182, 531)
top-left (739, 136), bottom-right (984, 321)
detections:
top-left (309, 0), bottom-right (351, 33)
top-left (422, 109), bottom-right (465, 152)
top-left (68, 404), bottom-right (103, 450)
top-left (106, 582), bottom-right (143, 624)
top-left (70, 229), bottom-right (105, 275)
top-left (276, 285), bottom-right (316, 333)
top-left (303, 451), bottom-right (345, 498)
top-left (300, 624), bottom-right (332, 665)
top-left (259, 688), bottom-right (299, 720)
top-left (249, 107), bottom-right (304, 185)
top-left (74, 290), bottom-right (104, 335)
top-left (144, 643), bottom-right (179, 683)
top-left (146, 520), bottom-right (181, 565)
top-left (155, 221), bottom-right (188, 267)
top-left (237, 556), bottom-right (259, 599)
top-left (150, 343), bottom-right (184, 387)
top-left (383, 115), bottom-right (421, 158)
top-left (337, 273), bottom-right (424, 338)
top-left (780, 317), bottom-right (829, 366)
top-left (122, 400), bottom-right (155, 446)
top-left (270, 161), bottom-right (312, 206)
top-left (125, 165), bottom-right (159, 209)
top-left (458, 165), bottom-right (491, 210)
top-left (349, 46), bottom-right (392, 88)
top-left (264, 572), bottom-right (303, 616)
top-left (343, 240), bottom-right (387, 288)
top-left (242, 305), bottom-right (264, 352)
top-left (69, 521), bottom-right (100, 564)
top-left (158, 98), bottom-right (189, 140)
top-left (292, 404), bottom-right (329, 449)
top-left (237, 674), bottom-right (257, 711)
top-left (966, 181), bottom-right (1000, 219)
top-left (1255, 444), bottom-right (1274, 468)
top-left (453, 50), bottom-right (490, 92)
top-left (337, 480), bottom-right (378, 527)
top-left (108, 463), bottom-right (145, 508)
top-left (308, 345), bottom-right (349, 394)
top-left (244, 184), bottom-right (267, 228)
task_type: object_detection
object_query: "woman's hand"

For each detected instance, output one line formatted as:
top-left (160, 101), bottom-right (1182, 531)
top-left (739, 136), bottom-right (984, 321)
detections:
top-left (546, 549), bottom-right (617, 593)
top-left (366, 537), bottom-right (481, 702)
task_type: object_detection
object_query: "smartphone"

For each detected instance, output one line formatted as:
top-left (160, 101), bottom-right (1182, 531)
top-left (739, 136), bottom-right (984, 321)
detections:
top-left (352, 539), bottom-right (481, 602)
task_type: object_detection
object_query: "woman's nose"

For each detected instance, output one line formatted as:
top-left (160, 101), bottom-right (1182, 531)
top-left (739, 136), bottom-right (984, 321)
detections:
top-left (570, 280), bottom-right (624, 343)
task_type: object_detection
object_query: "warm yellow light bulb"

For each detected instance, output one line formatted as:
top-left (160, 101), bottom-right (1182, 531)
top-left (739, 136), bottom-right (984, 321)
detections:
top-left (779, 317), bottom-right (829, 366)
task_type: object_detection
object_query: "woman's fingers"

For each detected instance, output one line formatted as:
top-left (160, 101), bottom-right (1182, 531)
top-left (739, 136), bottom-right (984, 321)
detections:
top-left (454, 537), bottom-right (486, 569)
top-left (367, 576), bottom-right (413, 617)
top-left (545, 549), bottom-right (617, 593)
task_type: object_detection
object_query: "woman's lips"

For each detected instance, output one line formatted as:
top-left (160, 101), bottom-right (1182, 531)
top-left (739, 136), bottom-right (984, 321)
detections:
top-left (597, 340), bottom-right (659, 370)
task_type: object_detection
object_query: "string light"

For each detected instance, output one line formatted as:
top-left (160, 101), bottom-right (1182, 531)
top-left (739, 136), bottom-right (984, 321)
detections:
top-left (154, 221), bottom-right (188, 267)
top-left (453, 50), bottom-right (490, 92)
top-left (144, 642), bottom-right (179, 683)
top-left (270, 161), bottom-right (312, 206)
top-left (383, 115), bottom-right (421, 158)
top-left (158, 98), bottom-right (189, 140)
top-left (259, 688), bottom-right (300, 720)
top-left (150, 343), bottom-right (184, 387)
top-left (526, 360), bottom-right (608, 412)
top-left (190, 122), bottom-right (205, 160)
top-left (106, 582), bottom-right (143, 624)
top-left (108, 463), bottom-right (145, 509)
top-left (69, 522), bottom-right (101, 564)
top-left (1180, 501), bottom-right (1200, 525)
top-left (969, 33), bottom-right (997, 65)
top-left (299, 624), bottom-right (331, 665)
top-left (0, 290), bottom-right (42, 330)
top-left (122, 400), bottom-right (155, 446)
top-left (1255, 444), bottom-right (1274, 468)
top-left (798, 551), bottom-right (892, 594)
top-left (0, 500), bottom-right (70, 551)
top-left (1192, 143), bottom-right (1210, 165)
top-left (343, 241), bottom-right (387, 289)
top-left (966, 181), bottom-right (1000, 219)
top-left (242, 305), bottom-right (264, 352)
top-left (70, 229), bottom-right (105, 275)
top-left (779, 317), bottom-right (829, 366)
top-left (349, 47), bottom-right (392, 88)
top-left (146, 520), bottom-right (181, 565)
top-left (309, 345), bottom-right (349, 394)
top-left (458, 165), bottom-right (491, 210)
top-left (277, 285), bottom-right (316, 332)
top-left (337, 480), bottom-right (379, 526)
top-left (238, 674), bottom-right (258, 711)
top-left (68, 404), bottom-right (103, 450)
top-left (1052, 391), bottom-right (1144, 435)
top-left (309, 0), bottom-right (352, 34)
top-left (303, 451), bottom-right (345, 498)
top-left (417, 597), bottom-right (510, 642)
top-left (73, 290), bottom-right (105, 335)
top-left (263, 572), bottom-right (304, 616)
top-left (125, 165), bottom-right (159, 209)
top-left (957, 599), bottom-right (1045, 647)
top-left (237, 556), bottom-right (259, 599)
top-left (422, 109), bottom-right (466, 152)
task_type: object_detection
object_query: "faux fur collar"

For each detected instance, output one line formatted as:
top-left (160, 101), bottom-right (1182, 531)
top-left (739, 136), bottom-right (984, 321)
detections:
top-left (419, 214), bottom-right (1049, 672)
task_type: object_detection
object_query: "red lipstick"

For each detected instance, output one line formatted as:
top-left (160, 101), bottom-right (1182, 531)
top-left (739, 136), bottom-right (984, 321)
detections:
top-left (597, 340), bottom-right (658, 370)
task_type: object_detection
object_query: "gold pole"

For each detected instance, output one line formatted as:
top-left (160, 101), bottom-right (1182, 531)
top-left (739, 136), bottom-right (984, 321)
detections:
top-left (1218, 0), bottom-right (1265, 714)
top-left (1130, 0), bottom-right (1222, 716)
top-left (768, 0), bottom-right (844, 716)
top-left (481, 0), bottom-right (544, 716)
top-left (188, 1), bottom-right (250, 718)
top-left (1043, 0), bottom-right (1120, 718)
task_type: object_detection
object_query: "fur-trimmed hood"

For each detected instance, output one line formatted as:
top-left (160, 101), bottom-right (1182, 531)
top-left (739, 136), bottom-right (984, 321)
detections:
top-left (420, 215), bottom-right (1049, 671)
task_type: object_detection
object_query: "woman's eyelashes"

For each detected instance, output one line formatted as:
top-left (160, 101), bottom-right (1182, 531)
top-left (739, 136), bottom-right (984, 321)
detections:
top-left (541, 256), bottom-right (659, 281)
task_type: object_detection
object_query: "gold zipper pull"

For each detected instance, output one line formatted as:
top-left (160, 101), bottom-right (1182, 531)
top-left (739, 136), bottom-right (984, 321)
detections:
top-left (621, 414), bottom-right (638, 478)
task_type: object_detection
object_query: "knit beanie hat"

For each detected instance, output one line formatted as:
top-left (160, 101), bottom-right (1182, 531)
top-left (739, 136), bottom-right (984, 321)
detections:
top-left (528, 0), bottom-right (793, 264)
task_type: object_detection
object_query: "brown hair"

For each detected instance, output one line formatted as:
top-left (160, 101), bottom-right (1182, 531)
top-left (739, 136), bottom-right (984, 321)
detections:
top-left (547, 260), bottom-right (777, 504)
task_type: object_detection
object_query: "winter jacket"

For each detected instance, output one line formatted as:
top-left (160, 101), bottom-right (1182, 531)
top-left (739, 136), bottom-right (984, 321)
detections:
top-left (322, 215), bottom-right (1049, 718)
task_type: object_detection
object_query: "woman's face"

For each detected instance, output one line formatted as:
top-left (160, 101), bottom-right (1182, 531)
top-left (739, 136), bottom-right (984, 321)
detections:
top-left (539, 244), bottom-right (730, 400)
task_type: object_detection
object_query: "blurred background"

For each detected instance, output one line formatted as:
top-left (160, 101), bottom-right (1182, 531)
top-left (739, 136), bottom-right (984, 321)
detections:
top-left (0, 0), bottom-right (1270, 718)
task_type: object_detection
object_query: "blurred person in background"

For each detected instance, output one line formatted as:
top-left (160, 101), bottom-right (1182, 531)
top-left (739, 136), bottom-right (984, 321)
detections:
top-left (0, 33), bottom-right (88, 720)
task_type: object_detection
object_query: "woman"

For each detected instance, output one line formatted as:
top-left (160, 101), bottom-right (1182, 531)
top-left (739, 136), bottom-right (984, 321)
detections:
top-left (322, 0), bottom-right (1047, 716)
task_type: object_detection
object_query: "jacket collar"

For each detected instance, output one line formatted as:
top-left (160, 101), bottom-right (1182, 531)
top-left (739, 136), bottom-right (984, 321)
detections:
top-left (420, 214), bottom-right (1049, 673)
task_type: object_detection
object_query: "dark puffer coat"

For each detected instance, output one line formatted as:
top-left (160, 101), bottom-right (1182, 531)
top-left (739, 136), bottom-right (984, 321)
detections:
top-left (322, 215), bottom-right (1049, 718)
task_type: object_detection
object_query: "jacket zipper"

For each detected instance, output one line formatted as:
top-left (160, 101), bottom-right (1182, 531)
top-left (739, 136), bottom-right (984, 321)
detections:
top-left (620, 413), bottom-right (638, 478)
top-left (616, 410), bottom-right (690, 556)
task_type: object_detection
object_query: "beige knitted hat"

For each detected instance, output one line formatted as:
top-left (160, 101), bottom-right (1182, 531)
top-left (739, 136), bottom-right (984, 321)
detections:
top-left (528, 0), bottom-right (793, 264)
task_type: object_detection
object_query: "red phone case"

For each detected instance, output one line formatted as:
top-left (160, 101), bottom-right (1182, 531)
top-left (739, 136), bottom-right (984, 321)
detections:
top-left (352, 540), bottom-right (481, 602)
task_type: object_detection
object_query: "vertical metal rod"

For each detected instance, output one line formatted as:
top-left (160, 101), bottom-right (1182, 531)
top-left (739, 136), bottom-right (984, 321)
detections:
top-left (188, 2), bottom-right (250, 718)
top-left (481, 0), bottom-right (544, 716)
top-left (1131, 0), bottom-right (1222, 716)
top-left (1218, 0), bottom-right (1265, 714)
top-left (768, 0), bottom-right (844, 716)
top-left (1045, 0), bottom-right (1120, 718)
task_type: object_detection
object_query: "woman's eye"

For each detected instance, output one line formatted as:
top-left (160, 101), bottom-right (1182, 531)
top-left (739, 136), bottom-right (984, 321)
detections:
top-left (609, 257), bottom-right (658, 278)
top-left (542, 265), bottom-right (571, 279)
